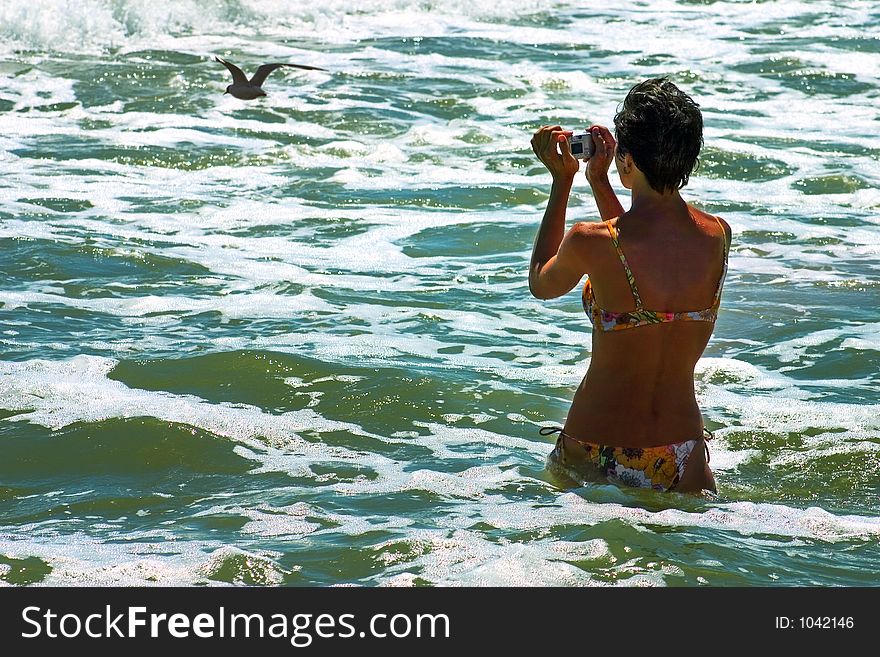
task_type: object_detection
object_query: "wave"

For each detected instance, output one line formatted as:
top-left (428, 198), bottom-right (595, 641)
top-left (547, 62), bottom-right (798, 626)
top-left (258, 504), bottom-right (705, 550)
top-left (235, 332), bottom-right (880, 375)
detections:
top-left (0, 0), bottom-right (551, 53)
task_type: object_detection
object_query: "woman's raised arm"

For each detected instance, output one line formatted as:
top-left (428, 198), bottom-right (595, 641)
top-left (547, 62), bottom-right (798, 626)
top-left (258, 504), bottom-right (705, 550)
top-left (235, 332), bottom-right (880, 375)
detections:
top-left (585, 125), bottom-right (625, 222)
top-left (529, 126), bottom-right (590, 300)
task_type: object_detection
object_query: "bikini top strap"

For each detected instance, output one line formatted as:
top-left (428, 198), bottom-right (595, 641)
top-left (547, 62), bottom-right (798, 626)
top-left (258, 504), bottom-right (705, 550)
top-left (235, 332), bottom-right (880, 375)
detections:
top-left (713, 215), bottom-right (729, 262)
top-left (712, 215), bottom-right (729, 303)
top-left (603, 219), bottom-right (643, 309)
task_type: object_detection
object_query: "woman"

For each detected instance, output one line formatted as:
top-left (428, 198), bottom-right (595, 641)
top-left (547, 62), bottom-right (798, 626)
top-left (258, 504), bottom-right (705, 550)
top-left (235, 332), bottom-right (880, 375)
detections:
top-left (529, 78), bottom-right (730, 494)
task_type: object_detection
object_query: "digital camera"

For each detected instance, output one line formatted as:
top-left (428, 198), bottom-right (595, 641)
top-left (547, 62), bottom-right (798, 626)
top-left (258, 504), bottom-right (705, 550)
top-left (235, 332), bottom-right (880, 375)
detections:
top-left (567, 131), bottom-right (595, 160)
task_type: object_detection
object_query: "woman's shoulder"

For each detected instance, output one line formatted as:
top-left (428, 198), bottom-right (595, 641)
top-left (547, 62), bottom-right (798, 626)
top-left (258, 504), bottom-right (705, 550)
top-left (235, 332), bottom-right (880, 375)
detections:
top-left (568, 218), bottom-right (618, 243)
top-left (688, 205), bottom-right (731, 244)
top-left (559, 219), bottom-right (621, 270)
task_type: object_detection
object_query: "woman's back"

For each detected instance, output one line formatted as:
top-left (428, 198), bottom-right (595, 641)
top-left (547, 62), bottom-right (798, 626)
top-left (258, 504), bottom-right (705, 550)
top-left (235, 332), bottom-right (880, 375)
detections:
top-left (565, 204), bottom-right (730, 447)
top-left (530, 77), bottom-right (725, 492)
top-left (588, 205), bottom-right (728, 317)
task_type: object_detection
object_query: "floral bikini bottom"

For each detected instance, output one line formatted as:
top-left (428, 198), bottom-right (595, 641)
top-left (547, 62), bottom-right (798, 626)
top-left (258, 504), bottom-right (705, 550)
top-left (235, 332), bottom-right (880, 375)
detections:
top-left (542, 426), bottom-right (711, 492)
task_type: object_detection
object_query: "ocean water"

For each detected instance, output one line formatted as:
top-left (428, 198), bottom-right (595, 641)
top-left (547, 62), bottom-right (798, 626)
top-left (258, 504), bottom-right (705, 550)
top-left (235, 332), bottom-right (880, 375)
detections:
top-left (1, 0), bottom-right (878, 587)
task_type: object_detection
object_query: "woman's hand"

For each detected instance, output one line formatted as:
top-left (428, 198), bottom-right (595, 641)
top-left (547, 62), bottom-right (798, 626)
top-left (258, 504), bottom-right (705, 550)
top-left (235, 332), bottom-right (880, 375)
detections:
top-left (585, 125), bottom-right (617, 184)
top-left (531, 125), bottom-right (579, 182)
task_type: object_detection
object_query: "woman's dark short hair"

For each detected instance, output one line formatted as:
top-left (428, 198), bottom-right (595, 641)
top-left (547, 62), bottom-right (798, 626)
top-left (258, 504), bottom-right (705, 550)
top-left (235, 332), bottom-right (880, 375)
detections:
top-left (613, 77), bottom-right (703, 194)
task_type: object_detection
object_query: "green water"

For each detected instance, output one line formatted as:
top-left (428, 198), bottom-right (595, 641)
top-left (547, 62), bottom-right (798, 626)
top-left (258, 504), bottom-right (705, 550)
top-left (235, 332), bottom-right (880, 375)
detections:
top-left (0, 0), bottom-right (878, 586)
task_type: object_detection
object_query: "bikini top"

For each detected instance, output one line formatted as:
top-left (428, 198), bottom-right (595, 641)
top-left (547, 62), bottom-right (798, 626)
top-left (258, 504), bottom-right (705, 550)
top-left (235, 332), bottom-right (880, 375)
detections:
top-left (582, 213), bottom-right (729, 332)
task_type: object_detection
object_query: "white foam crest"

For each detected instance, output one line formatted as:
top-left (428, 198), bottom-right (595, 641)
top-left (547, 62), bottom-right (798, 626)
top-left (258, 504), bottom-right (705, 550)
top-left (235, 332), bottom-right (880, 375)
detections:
top-left (372, 529), bottom-right (607, 586)
top-left (329, 161), bottom-right (535, 191)
top-left (5, 490), bottom-right (875, 586)
top-left (410, 422), bottom-right (553, 457)
top-left (431, 306), bottom-right (588, 348)
top-left (373, 483), bottom-right (879, 582)
top-left (756, 323), bottom-right (880, 364)
top-left (0, 288), bottom-right (336, 320)
top-left (0, 355), bottom-right (446, 492)
top-left (214, 324), bottom-right (586, 392)
top-left (0, 1), bottom-right (126, 53)
top-left (465, 491), bottom-right (880, 543)
top-left (250, 2), bottom-right (563, 46)
top-left (0, 209), bottom-right (467, 287)
top-left (231, 421), bottom-right (553, 501)
top-left (0, 355), bottom-right (385, 459)
top-left (315, 140), bottom-right (406, 165)
top-left (333, 462), bottom-right (526, 499)
top-left (0, 0), bottom-right (578, 54)
top-left (196, 503), bottom-right (323, 538)
top-left (697, 357), bottom-right (795, 390)
top-left (727, 254), bottom-right (849, 284)
top-left (850, 188), bottom-right (880, 211)
top-left (0, 531), bottom-right (287, 586)
top-left (88, 106), bottom-right (334, 142)
top-left (702, 383), bottom-right (880, 435)
top-left (0, 67), bottom-right (78, 112)
top-left (696, 356), bottom-right (874, 393)
top-left (109, 126), bottom-right (263, 150)
top-left (783, 47), bottom-right (880, 81)
top-left (767, 431), bottom-right (880, 469)
top-left (0, 0), bottom-right (257, 54)
top-left (231, 423), bottom-right (423, 484)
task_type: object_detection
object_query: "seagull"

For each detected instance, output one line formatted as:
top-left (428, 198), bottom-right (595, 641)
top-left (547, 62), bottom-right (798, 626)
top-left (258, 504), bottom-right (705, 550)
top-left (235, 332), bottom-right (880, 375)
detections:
top-left (215, 56), bottom-right (327, 100)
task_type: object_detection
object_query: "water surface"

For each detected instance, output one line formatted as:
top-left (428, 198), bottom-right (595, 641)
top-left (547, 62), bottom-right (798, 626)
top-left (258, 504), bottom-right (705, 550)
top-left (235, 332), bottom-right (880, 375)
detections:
top-left (1, 0), bottom-right (879, 586)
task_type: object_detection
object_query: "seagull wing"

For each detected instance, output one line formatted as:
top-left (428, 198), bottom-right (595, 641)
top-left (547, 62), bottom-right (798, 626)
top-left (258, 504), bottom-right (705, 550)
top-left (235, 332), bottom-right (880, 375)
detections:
top-left (249, 64), bottom-right (286, 87)
top-left (215, 56), bottom-right (249, 86)
top-left (250, 62), bottom-right (328, 87)
top-left (283, 63), bottom-right (329, 72)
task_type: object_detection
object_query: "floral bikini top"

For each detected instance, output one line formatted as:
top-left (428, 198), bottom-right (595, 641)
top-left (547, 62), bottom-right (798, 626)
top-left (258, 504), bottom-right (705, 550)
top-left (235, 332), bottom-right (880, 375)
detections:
top-left (582, 214), bottom-right (729, 332)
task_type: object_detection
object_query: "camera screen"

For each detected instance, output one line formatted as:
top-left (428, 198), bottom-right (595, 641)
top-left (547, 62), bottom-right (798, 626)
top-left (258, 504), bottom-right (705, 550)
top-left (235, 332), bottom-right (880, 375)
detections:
top-left (571, 142), bottom-right (583, 155)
